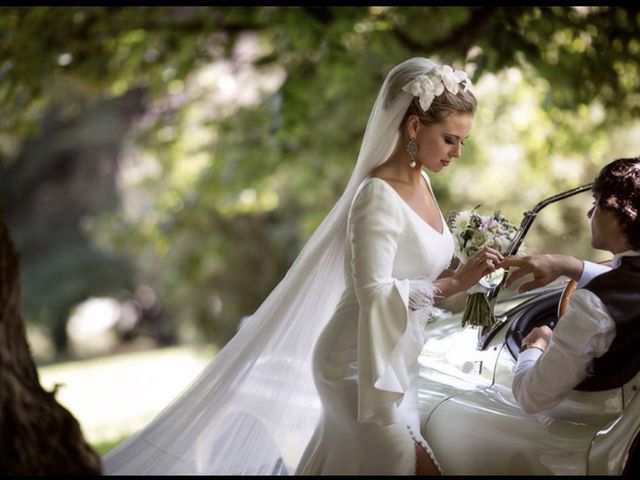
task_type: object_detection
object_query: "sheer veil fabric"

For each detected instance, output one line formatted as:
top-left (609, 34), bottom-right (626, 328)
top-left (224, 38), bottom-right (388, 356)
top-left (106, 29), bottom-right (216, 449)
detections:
top-left (103, 57), bottom-right (438, 475)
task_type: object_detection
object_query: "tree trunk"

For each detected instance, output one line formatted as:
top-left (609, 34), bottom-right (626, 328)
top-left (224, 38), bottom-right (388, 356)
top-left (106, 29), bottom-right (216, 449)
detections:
top-left (0, 206), bottom-right (101, 475)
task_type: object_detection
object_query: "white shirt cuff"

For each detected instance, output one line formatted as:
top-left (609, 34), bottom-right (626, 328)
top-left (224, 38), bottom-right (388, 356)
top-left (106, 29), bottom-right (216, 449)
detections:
top-left (577, 261), bottom-right (611, 288)
top-left (518, 346), bottom-right (544, 363)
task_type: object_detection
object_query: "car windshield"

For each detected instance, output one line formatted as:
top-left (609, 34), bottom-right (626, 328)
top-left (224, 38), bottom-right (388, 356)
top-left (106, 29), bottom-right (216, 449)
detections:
top-left (491, 185), bottom-right (610, 314)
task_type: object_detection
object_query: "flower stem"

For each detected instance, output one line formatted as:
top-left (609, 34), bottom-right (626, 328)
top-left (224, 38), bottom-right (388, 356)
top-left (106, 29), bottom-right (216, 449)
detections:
top-left (461, 292), bottom-right (498, 328)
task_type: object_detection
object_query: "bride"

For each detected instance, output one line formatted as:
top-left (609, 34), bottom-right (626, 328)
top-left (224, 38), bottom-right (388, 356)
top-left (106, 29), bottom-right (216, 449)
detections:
top-left (103, 57), bottom-right (502, 475)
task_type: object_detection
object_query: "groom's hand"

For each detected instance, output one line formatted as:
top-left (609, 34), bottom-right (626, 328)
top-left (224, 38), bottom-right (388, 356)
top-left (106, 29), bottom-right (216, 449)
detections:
top-left (499, 255), bottom-right (562, 293)
top-left (521, 325), bottom-right (552, 352)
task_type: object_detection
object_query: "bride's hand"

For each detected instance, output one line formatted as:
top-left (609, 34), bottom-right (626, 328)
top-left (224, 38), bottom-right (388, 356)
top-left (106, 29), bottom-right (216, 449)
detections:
top-left (454, 247), bottom-right (504, 292)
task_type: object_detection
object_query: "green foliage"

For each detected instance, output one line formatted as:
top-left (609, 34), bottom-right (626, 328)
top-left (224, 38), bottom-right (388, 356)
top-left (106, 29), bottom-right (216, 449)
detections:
top-left (3, 7), bottom-right (638, 136)
top-left (2, 6), bottom-right (640, 350)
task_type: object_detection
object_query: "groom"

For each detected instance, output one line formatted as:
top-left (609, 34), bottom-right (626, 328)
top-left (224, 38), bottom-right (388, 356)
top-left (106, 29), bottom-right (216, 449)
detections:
top-left (499, 157), bottom-right (640, 414)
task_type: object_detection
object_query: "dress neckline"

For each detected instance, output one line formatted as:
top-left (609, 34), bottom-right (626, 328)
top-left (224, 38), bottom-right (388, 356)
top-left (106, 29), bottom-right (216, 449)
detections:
top-left (369, 174), bottom-right (446, 236)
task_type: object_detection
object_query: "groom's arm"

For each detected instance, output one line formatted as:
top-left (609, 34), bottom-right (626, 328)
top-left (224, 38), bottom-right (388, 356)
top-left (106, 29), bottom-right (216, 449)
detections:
top-left (512, 289), bottom-right (615, 414)
top-left (500, 254), bottom-right (590, 293)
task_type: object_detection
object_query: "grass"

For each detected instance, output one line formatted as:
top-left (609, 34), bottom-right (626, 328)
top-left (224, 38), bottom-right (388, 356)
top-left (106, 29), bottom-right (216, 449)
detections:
top-left (37, 344), bottom-right (217, 456)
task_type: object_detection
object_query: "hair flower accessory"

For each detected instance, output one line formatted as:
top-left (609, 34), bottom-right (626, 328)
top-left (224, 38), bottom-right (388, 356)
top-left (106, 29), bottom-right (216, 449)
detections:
top-left (402, 65), bottom-right (471, 112)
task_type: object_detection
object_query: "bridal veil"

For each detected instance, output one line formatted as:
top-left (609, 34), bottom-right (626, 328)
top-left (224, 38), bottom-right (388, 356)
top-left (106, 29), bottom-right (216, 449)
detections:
top-left (103, 57), bottom-right (438, 475)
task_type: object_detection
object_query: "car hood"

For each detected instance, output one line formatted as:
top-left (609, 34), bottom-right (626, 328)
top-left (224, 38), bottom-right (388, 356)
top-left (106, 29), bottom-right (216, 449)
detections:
top-left (418, 311), bottom-right (499, 421)
top-left (416, 288), bottom-right (556, 420)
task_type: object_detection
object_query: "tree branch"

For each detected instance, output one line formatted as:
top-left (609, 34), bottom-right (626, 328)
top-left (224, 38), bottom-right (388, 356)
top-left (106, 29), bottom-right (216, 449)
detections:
top-left (393, 7), bottom-right (502, 56)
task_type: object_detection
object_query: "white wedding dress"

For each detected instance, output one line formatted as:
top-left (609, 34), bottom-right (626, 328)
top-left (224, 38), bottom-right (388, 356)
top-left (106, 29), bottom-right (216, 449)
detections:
top-left (103, 58), bottom-right (455, 476)
top-left (295, 173), bottom-right (454, 475)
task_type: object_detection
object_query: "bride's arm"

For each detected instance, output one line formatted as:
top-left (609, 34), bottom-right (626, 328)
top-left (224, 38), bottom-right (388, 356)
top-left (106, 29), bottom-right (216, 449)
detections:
top-left (436, 269), bottom-right (456, 279)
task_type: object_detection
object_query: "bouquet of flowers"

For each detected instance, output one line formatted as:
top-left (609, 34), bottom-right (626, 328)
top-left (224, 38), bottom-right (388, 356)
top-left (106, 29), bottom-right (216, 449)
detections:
top-left (448, 207), bottom-right (522, 328)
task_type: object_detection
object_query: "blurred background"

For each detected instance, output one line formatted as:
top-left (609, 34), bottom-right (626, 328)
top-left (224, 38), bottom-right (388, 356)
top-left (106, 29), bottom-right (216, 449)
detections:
top-left (1, 6), bottom-right (639, 454)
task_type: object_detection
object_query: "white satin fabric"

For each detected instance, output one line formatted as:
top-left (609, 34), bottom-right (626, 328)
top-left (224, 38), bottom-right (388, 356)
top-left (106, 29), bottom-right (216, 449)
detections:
top-left (296, 174), bottom-right (454, 474)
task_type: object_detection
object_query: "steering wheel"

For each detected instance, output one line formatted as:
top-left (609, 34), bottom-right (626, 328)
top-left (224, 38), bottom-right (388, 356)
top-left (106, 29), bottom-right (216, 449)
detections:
top-left (557, 259), bottom-right (612, 318)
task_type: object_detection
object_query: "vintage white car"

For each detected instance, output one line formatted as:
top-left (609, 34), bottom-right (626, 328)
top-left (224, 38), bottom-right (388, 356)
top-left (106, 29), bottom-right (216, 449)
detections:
top-left (418, 184), bottom-right (639, 475)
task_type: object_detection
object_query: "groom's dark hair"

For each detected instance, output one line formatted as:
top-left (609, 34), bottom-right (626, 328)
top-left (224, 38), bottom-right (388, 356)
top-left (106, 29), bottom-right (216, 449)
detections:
top-left (593, 157), bottom-right (640, 250)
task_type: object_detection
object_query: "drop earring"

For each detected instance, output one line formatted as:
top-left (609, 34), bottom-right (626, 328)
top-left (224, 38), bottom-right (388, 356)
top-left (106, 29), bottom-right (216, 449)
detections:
top-left (407, 138), bottom-right (418, 168)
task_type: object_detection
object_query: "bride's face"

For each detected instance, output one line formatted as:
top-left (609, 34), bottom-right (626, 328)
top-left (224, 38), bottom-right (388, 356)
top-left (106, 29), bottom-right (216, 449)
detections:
top-left (415, 112), bottom-right (473, 173)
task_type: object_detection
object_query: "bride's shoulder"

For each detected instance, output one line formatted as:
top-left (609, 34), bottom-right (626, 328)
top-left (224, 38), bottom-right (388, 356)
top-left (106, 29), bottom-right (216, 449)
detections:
top-left (349, 177), bottom-right (406, 222)
top-left (352, 176), bottom-right (399, 209)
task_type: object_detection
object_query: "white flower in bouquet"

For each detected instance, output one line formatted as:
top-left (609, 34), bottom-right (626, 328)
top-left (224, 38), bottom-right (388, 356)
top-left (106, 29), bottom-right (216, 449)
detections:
top-left (451, 209), bottom-right (472, 232)
top-left (449, 208), bottom-right (520, 262)
top-left (448, 207), bottom-right (523, 327)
